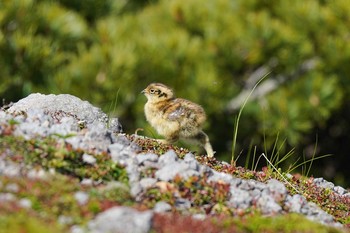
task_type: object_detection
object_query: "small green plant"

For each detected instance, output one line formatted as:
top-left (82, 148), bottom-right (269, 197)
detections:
top-left (260, 152), bottom-right (301, 194)
top-left (230, 72), bottom-right (333, 194)
top-left (231, 72), bottom-right (270, 165)
top-left (107, 87), bottom-right (121, 119)
top-left (0, 212), bottom-right (64, 233)
top-left (286, 135), bottom-right (332, 177)
top-left (253, 133), bottom-right (333, 195)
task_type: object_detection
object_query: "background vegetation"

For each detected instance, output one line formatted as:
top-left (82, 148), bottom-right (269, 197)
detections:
top-left (1, 0), bottom-right (350, 186)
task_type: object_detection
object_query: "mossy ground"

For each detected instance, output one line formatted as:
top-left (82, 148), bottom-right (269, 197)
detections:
top-left (0, 132), bottom-right (349, 233)
top-left (0, 213), bottom-right (63, 233)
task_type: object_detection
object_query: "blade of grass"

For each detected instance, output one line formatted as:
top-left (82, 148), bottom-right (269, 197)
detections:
top-left (269, 132), bottom-right (280, 165)
top-left (253, 153), bottom-right (264, 172)
top-left (274, 147), bottom-right (295, 168)
top-left (261, 153), bottom-right (300, 194)
top-left (107, 87), bottom-right (121, 128)
top-left (245, 140), bottom-right (255, 168)
top-left (251, 146), bottom-right (257, 171)
top-left (231, 72), bottom-right (271, 165)
top-left (287, 156), bottom-right (301, 173)
top-left (306, 134), bottom-right (318, 177)
top-left (288, 154), bottom-right (332, 174)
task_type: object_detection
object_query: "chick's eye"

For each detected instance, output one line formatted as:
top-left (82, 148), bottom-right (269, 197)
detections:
top-left (150, 89), bottom-right (156, 94)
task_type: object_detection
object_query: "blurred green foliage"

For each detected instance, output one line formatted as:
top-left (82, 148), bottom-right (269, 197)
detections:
top-left (1, 0), bottom-right (350, 185)
top-left (0, 212), bottom-right (63, 233)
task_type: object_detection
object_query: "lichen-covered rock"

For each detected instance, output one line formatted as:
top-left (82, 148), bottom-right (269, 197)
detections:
top-left (7, 93), bottom-right (112, 126)
top-left (6, 93), bottom-right (123, 135)
top-left (1, 93), bottom-right (128, 154)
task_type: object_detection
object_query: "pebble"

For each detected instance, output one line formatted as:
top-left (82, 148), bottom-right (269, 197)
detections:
top-left (130, 182), bottom-right (143, 197)
top-left (5, 183), bottom-right (19, 193)
top-left (285, 194), bottom-right (306, 213)
top-left (192, 214), bottom-right (206, 220)
top-left (80, 178), bottom-right (94, 186)
top-left (139, 178), bottom-right (157, 189)
top-left (0, 193), bottom-right (16, 202)
top-left (18, 198), bottom-right (32, 209)
top-left (313, 178), bottom-right (334, 190)
top-left (108, 118), bottom-right (123, 133)
top-left (88, 206), bottom-right (153, 233)
top-left (175, 198), bottom-right (192, 211)
top-left (265, 179), bottom-right (287, 201)
top-left (153, 201), bottom-right (172, 213)
top-left (228, 187), bottom-right (252, 209)
top-left (158, 150), bottom-right (178, 165)
top-left (58, 215), bottom-right (74, 225)
top-left (27, 168), bottom-right (47, 179)
top-left (82, 153), bottom-right (97, 165)
top-left (0, 159), bottom-right (21, 177)
top-left (333, 186), bottom-right (347, 196)
top-left (256, 195), bottom-right (282, 214)
top-left (70, 225), bottom-right (85, 233)
top-left (136, 153), bottom-right (159, 165)
top-left (155, 162), bottom-right (200, 181)
top-left (74, 191), bottom-right (89, 205)
top-left (208, 170), bottom-right (235, 184)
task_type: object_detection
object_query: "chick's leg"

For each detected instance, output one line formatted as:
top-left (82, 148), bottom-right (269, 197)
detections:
top-left (193, 131), bottom-right (215, 158)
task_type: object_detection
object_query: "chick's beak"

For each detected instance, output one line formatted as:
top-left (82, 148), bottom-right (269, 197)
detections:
top-left (141, 89), bottom-right (146, 94)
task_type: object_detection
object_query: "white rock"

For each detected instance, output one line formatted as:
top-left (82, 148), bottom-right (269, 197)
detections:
top-left (18, 198), bottom-right (32, 208)
top-left (74, 191), bottom-right (89, 205)
top-left (83, 153), bottom-right (97, 164)
top-left (88, 206), bottom-right (153, 233)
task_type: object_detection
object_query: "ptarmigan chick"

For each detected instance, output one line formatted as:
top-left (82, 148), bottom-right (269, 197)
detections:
top-left (141, 83), bottom-right (215, 157)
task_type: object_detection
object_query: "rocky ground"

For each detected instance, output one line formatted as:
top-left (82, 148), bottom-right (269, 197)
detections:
top-left (0, 93), bottom-right (349, 233)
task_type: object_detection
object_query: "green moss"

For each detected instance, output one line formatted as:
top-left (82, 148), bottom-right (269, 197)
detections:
top-left (0, 135), bottom-right (128, 183)
top-left (140, 175), bottom-right (231, 214)
top-left (247, 214), bottom-right (340, 233)
top-left (215, 214), bottom-right (342, 233)
top-left (0, 134), bottom-right (133, 228)
top-left (89, 184), bottom-right (132, 205)
top-left (0, 212), bottom-right (64, 233)
top-left (0, 173), bottom-right (133, 228)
